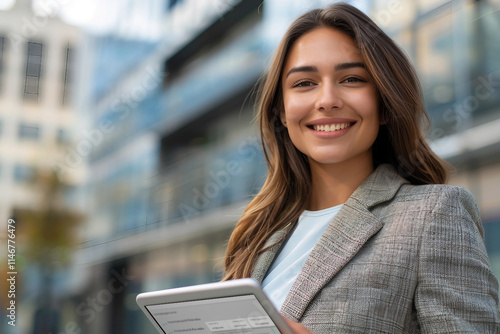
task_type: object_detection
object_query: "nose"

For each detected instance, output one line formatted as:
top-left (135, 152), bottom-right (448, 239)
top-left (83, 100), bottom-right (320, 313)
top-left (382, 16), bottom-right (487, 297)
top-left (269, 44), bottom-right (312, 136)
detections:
top-left (315, 82), bottom-right (342, 111)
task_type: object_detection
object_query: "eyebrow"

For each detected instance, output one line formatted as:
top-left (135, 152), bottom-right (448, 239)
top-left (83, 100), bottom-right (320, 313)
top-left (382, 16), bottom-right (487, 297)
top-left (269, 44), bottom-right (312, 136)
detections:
top-left (285, 65), bottom-right (318, 78)
top-left (285, 62), bottom-right (365, 78)
top-left (335, 62), bottom-right (365, 71)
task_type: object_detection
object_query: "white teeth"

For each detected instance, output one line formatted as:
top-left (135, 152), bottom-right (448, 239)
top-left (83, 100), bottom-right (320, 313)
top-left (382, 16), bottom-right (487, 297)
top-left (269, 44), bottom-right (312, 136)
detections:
top-left (313, 123), bottom-right (351, 132)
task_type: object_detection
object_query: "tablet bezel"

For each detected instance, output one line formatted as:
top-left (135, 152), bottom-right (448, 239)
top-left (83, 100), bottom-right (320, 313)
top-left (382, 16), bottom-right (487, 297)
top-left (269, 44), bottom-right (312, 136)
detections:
top-left (136, 278), bottom-right (293, 334)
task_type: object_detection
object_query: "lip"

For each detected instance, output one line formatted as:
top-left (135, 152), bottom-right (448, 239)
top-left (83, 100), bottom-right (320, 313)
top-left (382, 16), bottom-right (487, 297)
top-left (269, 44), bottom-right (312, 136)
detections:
top-left (305, 118), bottom-right (356, 138)
top-left (305, 118), bottom-right (357, 126)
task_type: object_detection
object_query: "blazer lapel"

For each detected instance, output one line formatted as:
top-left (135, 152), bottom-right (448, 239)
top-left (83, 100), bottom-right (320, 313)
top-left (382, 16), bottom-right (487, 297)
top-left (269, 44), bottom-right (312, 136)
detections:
top-left (280, 164), bottom-right (409, 321)
top-left (251, 222), bottom-right (295, 283)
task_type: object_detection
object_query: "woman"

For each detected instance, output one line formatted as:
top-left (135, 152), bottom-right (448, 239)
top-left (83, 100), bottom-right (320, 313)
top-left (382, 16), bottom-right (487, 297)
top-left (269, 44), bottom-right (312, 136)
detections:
top-left (223, 3), bottom-right (500, 333)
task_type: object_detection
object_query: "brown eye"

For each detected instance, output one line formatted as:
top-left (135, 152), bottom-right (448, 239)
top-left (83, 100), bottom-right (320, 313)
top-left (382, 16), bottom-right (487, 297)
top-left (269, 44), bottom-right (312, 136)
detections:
top-left (292, 80), bottom-right (315, 88)
top-left (342, 77), bottom-right (366, 83)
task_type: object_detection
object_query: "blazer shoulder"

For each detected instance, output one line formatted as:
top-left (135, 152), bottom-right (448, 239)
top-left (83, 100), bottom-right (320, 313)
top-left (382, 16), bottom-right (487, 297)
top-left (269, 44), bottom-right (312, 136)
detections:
top-left (398, 183), bottom-right (476, 202)
top-left (396, 183), bottom-right (481, 221)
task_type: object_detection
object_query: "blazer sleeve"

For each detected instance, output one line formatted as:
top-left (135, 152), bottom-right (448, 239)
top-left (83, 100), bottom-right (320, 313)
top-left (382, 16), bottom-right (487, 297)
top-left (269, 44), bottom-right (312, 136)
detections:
top-left (415, 186), bottom-right (500, 333)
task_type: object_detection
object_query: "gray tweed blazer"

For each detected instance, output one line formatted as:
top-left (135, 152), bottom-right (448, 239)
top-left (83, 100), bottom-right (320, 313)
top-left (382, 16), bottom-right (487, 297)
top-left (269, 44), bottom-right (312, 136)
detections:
top-left (251, 164), bottom-right (500, 333)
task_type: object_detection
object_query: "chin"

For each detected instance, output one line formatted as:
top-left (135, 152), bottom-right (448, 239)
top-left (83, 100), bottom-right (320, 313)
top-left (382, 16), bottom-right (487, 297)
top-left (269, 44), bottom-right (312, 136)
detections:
top-left (308, 155), bottom-right (349, 165)
top-left (306, 149), bottom-right (373, 168)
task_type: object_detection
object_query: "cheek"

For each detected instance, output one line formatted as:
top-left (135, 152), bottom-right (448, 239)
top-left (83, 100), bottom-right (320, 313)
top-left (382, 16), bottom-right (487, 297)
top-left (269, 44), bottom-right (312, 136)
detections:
top-left (283, 93), bottom-right (312, 122)
top-left (353, 90), bottom-right (379, 123)
top-left (362, 104), bottom-right (380, 125)
top-left (362, 108), bottom-right (381, 144)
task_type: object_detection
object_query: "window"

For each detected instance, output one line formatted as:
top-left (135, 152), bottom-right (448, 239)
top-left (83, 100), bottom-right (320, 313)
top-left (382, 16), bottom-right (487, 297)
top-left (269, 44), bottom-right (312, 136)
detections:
top-left (62, 45), bottom-right (73, 105)
top-left (18, 124), bottom-right (40, 140)
top-left (13, 164), bottom-right (35, 182)
top-left (24, 41), bottom-right (43, 101)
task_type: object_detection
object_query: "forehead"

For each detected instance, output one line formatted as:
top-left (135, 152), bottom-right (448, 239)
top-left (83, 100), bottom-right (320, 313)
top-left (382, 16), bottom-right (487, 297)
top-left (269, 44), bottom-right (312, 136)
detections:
top-left (283, 27), bottom-right (362, 72)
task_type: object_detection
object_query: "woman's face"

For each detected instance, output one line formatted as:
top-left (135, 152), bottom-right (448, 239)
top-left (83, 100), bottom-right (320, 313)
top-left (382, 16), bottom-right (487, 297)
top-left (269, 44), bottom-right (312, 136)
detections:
top-left (281, 27), bottom-right (380, 169)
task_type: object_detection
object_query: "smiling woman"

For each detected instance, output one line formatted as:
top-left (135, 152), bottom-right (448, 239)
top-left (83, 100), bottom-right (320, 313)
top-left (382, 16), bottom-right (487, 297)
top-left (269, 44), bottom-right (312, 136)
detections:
top-left (281, 27), bottom-right (380, 209)
top-left (223, 2), bottom-right (500, 333)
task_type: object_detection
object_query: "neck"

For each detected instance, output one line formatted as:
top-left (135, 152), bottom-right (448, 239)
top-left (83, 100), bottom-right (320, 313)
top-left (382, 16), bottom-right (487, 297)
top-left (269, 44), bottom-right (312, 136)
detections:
top-left (308, 155), bottom-right (374, 211)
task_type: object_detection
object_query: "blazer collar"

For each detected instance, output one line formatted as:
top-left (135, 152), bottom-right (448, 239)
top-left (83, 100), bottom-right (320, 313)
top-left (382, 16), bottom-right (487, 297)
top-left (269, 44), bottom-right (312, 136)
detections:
top-left (349, 163), bottom-right (409, 208)
top-left (251, 222), bottom-right (295, 283)
top-left (251, 164), bottom-right (409, 321)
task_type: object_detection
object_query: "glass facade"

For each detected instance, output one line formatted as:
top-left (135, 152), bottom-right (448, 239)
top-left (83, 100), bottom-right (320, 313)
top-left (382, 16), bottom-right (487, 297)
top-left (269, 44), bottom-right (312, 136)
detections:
top-left (91, 36), bottom-right (159, 102)
top-left (466, 0), bottom-right (500, 125)
top-left (417, 9), bottom-right (456, 134)
top-left (87, 137), bottom-right (157, 238)
top-left (150, 128), bottom-right (266, 226)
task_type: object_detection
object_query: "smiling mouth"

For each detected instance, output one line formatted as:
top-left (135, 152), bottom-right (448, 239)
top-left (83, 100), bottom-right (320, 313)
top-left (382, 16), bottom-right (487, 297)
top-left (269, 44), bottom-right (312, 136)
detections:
top-left (309, 122), bottom-right (354, 132)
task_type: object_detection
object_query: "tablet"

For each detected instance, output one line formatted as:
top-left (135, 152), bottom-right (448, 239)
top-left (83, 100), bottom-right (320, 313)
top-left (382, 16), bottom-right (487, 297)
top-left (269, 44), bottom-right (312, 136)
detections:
top-left (136, 278), bottom-right (293, 334)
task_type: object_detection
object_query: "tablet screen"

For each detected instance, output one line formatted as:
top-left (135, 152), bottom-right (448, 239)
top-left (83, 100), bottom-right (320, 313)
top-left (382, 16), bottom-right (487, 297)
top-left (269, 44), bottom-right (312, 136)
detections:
top-left (145, 294), bottom-right (281, 334)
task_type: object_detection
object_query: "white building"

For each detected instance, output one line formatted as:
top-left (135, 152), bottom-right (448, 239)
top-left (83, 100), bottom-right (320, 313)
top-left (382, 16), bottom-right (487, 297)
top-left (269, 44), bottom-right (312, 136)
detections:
top-left (0, 1), bottom-right (91, 331)
top-left (0, 0), bottom-right (90, 223)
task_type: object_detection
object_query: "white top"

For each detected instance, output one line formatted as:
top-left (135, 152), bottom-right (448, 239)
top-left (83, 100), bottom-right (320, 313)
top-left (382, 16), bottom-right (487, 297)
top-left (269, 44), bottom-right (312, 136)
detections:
top-left (262, 204), bottom-right (343, 310)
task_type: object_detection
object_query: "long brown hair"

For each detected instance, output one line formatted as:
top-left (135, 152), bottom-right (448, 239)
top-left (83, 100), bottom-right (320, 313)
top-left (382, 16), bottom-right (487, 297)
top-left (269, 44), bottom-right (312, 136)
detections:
top-left (223, 3), bottom-right (449, 280)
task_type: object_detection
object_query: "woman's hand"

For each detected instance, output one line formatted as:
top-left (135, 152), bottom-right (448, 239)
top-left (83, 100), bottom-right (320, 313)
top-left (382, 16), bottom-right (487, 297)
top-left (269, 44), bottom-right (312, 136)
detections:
top-left (283, 317), bottom-right (313, 333)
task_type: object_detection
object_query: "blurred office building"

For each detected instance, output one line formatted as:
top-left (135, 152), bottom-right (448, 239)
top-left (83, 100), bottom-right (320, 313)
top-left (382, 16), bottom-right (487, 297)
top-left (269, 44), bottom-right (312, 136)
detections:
top-left (0, 0), bottom-right (92, 333)
top-left (61, 0), bottom-right (499, 333)
top-left (0, 0), bottom-right (90, 224)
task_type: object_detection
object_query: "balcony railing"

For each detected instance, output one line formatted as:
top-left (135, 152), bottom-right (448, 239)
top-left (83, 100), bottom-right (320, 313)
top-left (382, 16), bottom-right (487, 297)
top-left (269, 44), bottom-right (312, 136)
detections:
top-left (148, 132), bottom-right (266, 227)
